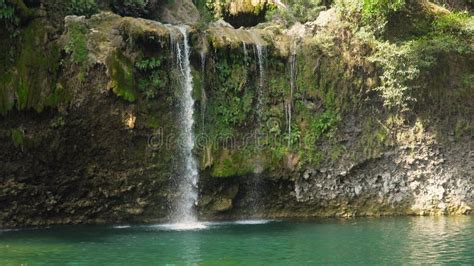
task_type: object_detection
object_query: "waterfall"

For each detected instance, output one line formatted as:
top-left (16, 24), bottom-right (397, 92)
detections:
top-left (243, 42), bottom-right (248, 61)
top-left (256, 45), bottom-right (266, 90)
top-left (288, 53), bottom-right (297, 147)
top-left (247, 44), bottom-right (267, 217)
top-left (255, 44), bottom-right (266, 132)
top-left (172, 26), bottom-right (200, 226)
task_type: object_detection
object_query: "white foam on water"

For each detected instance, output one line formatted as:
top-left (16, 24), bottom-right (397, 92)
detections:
top-left (113, 225), bottom-right (131, 229)
top-left (152, 222), bottom-right (208, 231)
top-left (117, 220), bottom-right (276, 232)
top-left (233, 220), bottom-right (273, 225)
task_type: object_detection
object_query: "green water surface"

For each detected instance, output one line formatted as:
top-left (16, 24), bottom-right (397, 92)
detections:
top-left (0, 216), bottom-right (473, 265)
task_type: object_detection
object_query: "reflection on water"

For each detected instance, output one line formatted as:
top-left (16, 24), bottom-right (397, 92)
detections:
top-left (405, 216), bottom-right (472, 264)
top-left (0, 216), bottom-right (472, 265)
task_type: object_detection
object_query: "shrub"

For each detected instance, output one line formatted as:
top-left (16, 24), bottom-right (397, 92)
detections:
top-left (433, 11), bottom-right (473, 35)
top-left (334, 0), bottom-right (407, 34)
top-left (369, 41), bottom-right (418, 110)
top-left (111, 0), bottom-right (154, 17)
top-left (66, 0), bottom-right (99, 17)
top-left (0, 0), bottom-right (20, 37)
top-left (135, 57), bottom-right (164, 100)
top-left (310, 110), bottom-right (341, 140)
top-left (362, 0), bottom-right (405, 17)
top-left (266, 0), bottom-right (326, 25)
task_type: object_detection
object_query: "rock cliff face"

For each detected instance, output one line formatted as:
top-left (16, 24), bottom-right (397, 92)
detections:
top-left (0, 1), bottom-right (472, 227)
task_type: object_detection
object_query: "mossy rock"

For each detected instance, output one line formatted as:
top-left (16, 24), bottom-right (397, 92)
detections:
top-left (10, 128), bottom-right (24, 147)
top-left (207, 26), bottom-right (268, 49)
top-left (106, 51), bottom-right (137, 102)
top-left (0, 19), bottom-right (62, 115)
top-left (211, 148), bottom-right (257, 177)
top-left (119, 16), bottom-right (170, 46)
top-left (209, 0), bottom-right (275, 27)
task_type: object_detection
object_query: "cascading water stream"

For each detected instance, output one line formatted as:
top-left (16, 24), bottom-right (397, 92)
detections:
top-left (171, 26), bottom-right (202, 228)
top-left (256, 45), bottom-right (266, 91)
top-left (255, 44), bottom-right (266, 137)
top-left (246, 44), bottom-right (267, 217)
top-left (287, 53), bottom-right (297, 147)
top-left (243, 42), bottom-right (248, 61)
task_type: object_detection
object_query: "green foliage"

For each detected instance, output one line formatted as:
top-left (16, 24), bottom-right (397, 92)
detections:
top-left (135, 57), bottom-right (161, 71)
top-left (309, 110), bottom-right (341, 140)
top-left (0, 0), bottom-right (23, 68)
top-left (369, 41), bottom-right (418, 110)
top-left (366, 10), bottom-right (473, 110)
top-left (363, 0), bottom-right (406, 34)
top-left (107, 52), bottom-right (136, 102)
top-left (0, 0), bottom-right (19, 35)
top-left (266, 0), bottom-right (326, 25)
top-left (66, 0), bottom-right (98, 17)
top-left (283, 124), bottom-right (301, 147)
top-left (334, 0), bottom-right (407, 34)
top-left (433, 11), bottom-right (473, 36)
top-left (111, 0), bottom-right (151, 17)
top-left (212, 56), bottom-right (252, 127)
top-left (195, 0), bottom-right (215, 30)
top-left (362, 0), bottom-right (405, 17)
top-left (216, 94), bottom-right (253, 125)
top-left (135, 57), bottom-right (165, 100)
top-left (300, 149), bottom-right (323, 165)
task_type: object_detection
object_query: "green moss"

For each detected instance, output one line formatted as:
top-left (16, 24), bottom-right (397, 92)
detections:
top-left (106, 51), bottom-right (136, 102)
top-left (146, 115), bottom-right (160, 129)
top-left (454, 119), bottom-right (473, 140)
top-left (64, 22), bottom-right (89, 65)
top-left (46, 82), bottom-right (72, 108)
top-left (330, 144), bottom-right (346, 161)
top-left (359, 117), bottom-right (390, 159)
top-left (433, 11), bottom-right (473, 34)
top-left (299, 149), bottom-right (323, 166)
top-left (0, 19), bottom-right (62, 114)
top-left (206, 50), bottom-right (254, 130)
top-left (192, 67), bottom-right (203, 103)
top-left (0, 74), bottom-right (14, 114)
top-left (10, 128), bottom-right (24, 147)
top-left (210, 149), bottom-right (256, 178)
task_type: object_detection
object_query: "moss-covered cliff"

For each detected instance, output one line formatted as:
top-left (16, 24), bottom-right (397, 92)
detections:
top-left (0, 0), bottom-right (472, 227)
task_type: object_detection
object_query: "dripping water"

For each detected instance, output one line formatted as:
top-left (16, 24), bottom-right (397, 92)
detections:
top-left (288, 53), bottom-right (297, 147)
top-left (256, 45), bottom-right (266, 90)
top-left (243, 42), bottom-right (248, 62)
top-left (255, 44), bottom-right (266, 130)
